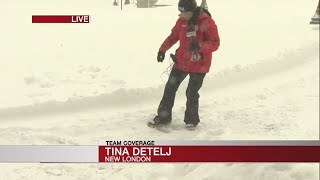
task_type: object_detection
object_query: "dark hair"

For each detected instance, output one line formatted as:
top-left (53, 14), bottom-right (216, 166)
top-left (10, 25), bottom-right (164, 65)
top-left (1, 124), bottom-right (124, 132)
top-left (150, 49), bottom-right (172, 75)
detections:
top-left (178, 0), bottom-right (197, 12)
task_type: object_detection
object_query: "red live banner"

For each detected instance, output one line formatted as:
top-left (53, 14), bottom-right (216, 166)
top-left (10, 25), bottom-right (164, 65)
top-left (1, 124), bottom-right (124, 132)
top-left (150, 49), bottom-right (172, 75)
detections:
top-left (32, 15), bottom-right (90, 23)
top-left (98, 146), bottom-right (320, 162)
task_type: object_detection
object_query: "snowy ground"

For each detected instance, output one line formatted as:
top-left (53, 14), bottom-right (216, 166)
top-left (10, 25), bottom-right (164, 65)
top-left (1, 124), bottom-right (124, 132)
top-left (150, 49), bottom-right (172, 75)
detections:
top-left (0, 0), bottom-right (319, 179)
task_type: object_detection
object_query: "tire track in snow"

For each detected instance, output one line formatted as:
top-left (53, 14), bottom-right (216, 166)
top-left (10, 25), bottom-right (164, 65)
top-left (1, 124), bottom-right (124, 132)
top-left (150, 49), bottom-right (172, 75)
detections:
top-left (0, 43), bottom-right (318, 120)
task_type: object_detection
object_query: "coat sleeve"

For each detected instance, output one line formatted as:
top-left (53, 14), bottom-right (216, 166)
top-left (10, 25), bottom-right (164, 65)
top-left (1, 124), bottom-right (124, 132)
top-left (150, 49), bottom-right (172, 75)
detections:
top-left (159, 20), bottom-right (180, 52)
top-left (198, 18), bottom-right (220, 54)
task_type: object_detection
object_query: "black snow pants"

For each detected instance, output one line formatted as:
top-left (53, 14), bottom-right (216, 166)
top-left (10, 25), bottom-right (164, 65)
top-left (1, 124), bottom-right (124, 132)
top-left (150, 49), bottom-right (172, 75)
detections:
top-left (156, 67), bottom-right (206, 125)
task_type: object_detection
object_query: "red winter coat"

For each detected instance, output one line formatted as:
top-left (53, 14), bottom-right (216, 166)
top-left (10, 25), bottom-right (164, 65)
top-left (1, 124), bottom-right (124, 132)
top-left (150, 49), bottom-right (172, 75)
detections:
top-left (159, 12), bottom-right (220, 73)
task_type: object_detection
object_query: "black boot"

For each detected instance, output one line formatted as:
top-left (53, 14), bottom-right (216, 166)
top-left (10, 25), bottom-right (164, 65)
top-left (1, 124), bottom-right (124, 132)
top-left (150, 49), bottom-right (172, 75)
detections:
top-left (147, 115), bottom-right (172, 127)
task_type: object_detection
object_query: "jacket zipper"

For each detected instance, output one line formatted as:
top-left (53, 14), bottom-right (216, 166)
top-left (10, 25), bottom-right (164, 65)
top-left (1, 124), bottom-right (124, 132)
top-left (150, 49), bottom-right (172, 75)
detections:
top-left (200, 54), bottom-right (204, 72)
top-left (184, 25), bottom-right (188, 72)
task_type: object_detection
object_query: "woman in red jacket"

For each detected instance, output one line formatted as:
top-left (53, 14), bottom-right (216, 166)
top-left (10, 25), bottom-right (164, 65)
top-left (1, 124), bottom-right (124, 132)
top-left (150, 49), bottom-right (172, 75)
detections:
top-left (148, 0), bottom-right (220, 130)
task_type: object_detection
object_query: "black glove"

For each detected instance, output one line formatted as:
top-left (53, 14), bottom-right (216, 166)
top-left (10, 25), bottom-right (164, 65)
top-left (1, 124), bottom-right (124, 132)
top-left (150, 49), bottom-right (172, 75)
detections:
top-left (189, 40), bottom-right (200, 52)
top-left (157, 51), bottom-right (165, 62)
top-left (170, 54), bottom-right (177, 63)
